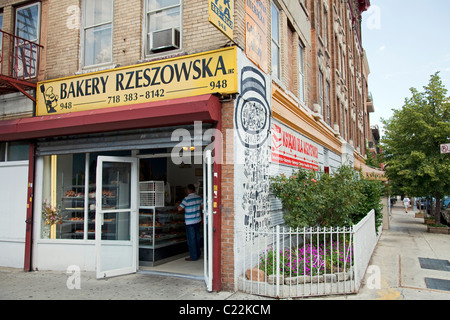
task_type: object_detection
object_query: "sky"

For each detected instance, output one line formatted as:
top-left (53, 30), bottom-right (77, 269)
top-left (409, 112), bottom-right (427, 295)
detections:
top-left (361, 0), bottom-right (450, 136)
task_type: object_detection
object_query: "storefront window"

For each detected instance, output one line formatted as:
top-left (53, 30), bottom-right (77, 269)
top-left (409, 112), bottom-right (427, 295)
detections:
top-left (41, 154), bottom-right (93, 239)
top-left (7, 142), bottom-right (29, 161)
top-left (0, 143), bottom-right (5, 162)
top-left (0, 142), bottom-right (29, 162)
top-left (41, 151), bottom-right (131, 240)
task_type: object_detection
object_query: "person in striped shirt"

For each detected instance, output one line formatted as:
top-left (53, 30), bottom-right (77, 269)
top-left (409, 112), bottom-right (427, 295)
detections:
top-left (178, 184), bottom-right (203, 261)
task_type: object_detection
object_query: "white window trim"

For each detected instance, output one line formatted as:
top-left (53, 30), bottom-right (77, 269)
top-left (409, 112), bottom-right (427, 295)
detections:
top-left (326, 81), bottom-right (331, 125)
top-left (80, 0), bottom-right (114, 70)
top-left (271, 2), bottom-right (281, 80)
top-left (0, 142), bottom-right (29, 163)
top-left (0, 12), bottom-right (3, 48)
top-left (15, 2), bottom-right (41, 43)
top-left (298, 42), bottom-right (305, 103)
top-left (142, 0), bottom-right (183, 60)
top-left (318, 70), bottom-right (324, 114)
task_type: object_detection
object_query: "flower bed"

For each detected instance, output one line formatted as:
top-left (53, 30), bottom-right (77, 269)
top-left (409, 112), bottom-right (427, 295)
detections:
top-left (260, 241), bottom-right (352, 276)
top-left (242, 240), bottom-right (355, 297)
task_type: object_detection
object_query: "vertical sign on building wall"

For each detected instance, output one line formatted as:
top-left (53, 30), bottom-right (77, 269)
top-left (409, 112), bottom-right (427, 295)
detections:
top-left (209, 0), bottom-right (234, 40)
top-left (245, 0), bottom-right (268, 73)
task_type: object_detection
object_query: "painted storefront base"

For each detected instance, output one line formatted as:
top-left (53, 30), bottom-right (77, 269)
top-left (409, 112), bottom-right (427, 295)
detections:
top-left (0, 161), bottom-right (29, 268)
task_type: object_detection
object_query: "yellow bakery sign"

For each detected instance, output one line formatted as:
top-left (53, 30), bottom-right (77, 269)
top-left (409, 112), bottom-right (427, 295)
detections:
top-left (37, 47), bottom-right (238, 116)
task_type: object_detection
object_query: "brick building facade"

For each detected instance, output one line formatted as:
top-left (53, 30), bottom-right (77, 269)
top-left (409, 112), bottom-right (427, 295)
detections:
top-left (0, 0), bottom-right (376, 292)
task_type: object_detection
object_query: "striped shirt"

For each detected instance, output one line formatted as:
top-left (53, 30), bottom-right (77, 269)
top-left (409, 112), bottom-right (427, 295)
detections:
top-left (180, 193), bottom-right (203, 225)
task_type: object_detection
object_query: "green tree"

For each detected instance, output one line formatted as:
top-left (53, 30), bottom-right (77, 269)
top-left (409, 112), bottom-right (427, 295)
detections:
top-left (381, 72), bottom-right (450, 224)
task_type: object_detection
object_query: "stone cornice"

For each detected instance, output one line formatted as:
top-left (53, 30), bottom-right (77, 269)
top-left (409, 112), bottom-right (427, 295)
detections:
top-left (271, 83), bottom-right (343, 156)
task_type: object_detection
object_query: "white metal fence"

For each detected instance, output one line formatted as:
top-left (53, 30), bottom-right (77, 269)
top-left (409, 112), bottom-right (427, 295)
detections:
top-left (237, 210), bottom-right (378, 298)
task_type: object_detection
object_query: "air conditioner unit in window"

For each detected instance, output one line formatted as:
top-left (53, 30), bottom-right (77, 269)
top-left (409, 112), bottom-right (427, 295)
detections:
top-left (149, 28), bottom-right (180, 53)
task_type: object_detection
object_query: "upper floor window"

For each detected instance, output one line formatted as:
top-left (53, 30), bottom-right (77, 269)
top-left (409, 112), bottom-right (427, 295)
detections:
top-left (82, 0), bottom-right (113, 68)
top-left (15, 3), bottom-right (40, 41)
top-left (316, 0), bottom-right (321, 36)
top-left (298, 43), bottom-right (305, 103)
top-left (15, 2), bottom-right (41, 78)
top-left (271, 2), bottom-right (280, 79)
top-left (326, 81), bottom-right (331, 125)
top-left (323, 10), bottom-right (328, 47)
top-left (318, 70), bottom-right (324, 114)
top-left (0, 12), bottom-right (3, 48)
top-left (145, 0), bottom-right (181, 56)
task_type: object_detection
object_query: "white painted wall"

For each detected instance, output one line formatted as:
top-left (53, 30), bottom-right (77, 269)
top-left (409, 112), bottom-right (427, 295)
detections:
top-left (0, 161), bottom-right (29, 268)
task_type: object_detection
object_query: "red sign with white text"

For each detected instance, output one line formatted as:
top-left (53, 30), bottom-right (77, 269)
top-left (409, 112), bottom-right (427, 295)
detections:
top-left (271, 122), bottom-right (320, 171)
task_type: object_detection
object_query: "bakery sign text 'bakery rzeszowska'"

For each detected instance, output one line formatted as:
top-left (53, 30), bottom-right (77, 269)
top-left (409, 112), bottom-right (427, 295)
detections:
top-left (36, 47), bottom-right (238, 116)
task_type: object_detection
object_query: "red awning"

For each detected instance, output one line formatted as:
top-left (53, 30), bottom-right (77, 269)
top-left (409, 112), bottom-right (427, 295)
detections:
top-left (0, 94), bottom-right (221, 141)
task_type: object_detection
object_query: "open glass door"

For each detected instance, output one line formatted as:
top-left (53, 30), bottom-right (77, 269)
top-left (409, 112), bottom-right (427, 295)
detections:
top-left (96, 156), bottom-right (138, 279)
top-left (203, 150), bottom-right (213, 291)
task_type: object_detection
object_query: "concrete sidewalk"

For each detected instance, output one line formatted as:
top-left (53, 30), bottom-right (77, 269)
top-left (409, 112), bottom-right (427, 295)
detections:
top-left (347, 205), bottom-right (450, 300)
top-left (0, 205), bottom-right (449, 300)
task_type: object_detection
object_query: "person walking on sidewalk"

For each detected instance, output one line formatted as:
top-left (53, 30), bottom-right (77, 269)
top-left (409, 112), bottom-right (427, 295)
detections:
top-left (178, 184), bottom-right (203, 261)
top-left (403, 196), bottom-right (411, 213)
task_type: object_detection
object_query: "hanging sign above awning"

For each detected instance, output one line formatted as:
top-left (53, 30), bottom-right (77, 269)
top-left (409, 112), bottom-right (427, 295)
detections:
top-left (208, 0), bottom-right (234, 40)
top-left (36, 47), bottom-right (238, 116)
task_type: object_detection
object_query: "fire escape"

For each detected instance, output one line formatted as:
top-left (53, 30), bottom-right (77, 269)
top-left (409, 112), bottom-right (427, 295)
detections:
top-left (0, 27), bottom-right (43, 103)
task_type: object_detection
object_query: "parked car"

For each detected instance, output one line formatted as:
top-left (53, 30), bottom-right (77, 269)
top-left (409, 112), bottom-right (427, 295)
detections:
top-left (442, 197), bottom-right (450, 209)
top-left (416, 197), bottom-right (431, 210)
top-left (416, 197), bottom-right (449, 226)
top-left (441, 201), bottom-right (450, 226)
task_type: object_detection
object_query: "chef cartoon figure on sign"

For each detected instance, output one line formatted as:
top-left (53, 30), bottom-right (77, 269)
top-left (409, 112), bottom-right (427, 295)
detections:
top-left (40, 84), bottom-right (58, 114)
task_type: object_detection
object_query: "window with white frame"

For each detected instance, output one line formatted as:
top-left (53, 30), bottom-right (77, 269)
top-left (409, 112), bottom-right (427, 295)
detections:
top-left (316, 0), bottom-right (321, 36)
top-left (83, 0), bottom-right (113, 68)
top-left (323, 10), bottom-right (328, 47)
top-left (145, 0), bottom-right (181, 55)
top-left (0, 12), bottom-right (3, 49)
top-left (318, 70), bottom-right (324, 114)
top-left (15, 3), bottom-right (41, 78)
top-left (326, 81), bottom-right (331, 125)
top-left (298, 42), bottom-right (305, 103)
top-left (271, 2), bottom-right (280, 79)
top-left (341, 49), bottom-right (346, 81)
top-left (0, 142), bottom-right (29, 162)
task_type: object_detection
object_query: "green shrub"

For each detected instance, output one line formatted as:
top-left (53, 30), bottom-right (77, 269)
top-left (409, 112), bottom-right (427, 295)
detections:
top-left (270, 166), bottom-right (383, 228)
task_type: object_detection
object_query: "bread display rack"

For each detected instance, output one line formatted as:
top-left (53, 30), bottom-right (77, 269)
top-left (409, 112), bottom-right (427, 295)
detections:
top-left (138, 181), bottom-right (187, 266)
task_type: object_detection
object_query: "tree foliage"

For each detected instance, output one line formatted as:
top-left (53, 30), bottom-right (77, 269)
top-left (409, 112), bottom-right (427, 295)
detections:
top-left (381, 72), bottom-right (450, 223)
top-left (270, 166), bottom-right (383, 229)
